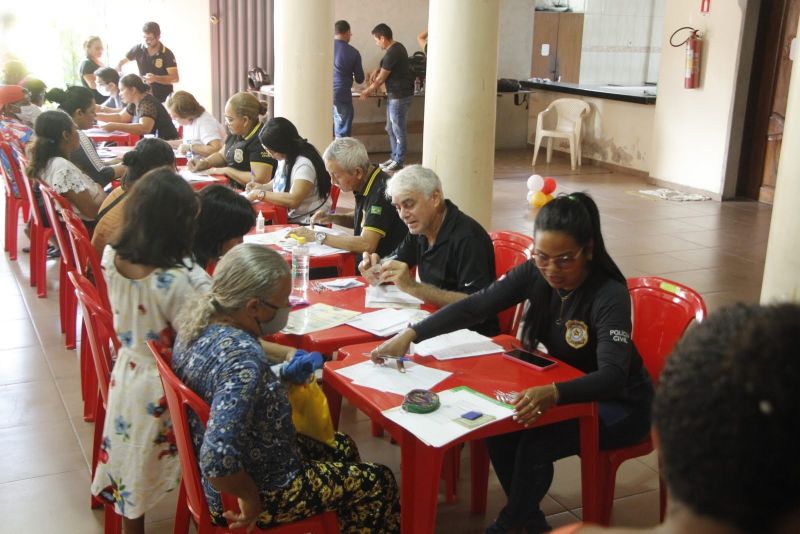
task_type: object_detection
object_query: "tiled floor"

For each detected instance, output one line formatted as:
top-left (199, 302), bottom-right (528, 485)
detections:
top-left (0, 150), bottom-right (770, 533)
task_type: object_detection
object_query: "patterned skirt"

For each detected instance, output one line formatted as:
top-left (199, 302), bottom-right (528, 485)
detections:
top-left (90, 347), bottom-right (181, 518)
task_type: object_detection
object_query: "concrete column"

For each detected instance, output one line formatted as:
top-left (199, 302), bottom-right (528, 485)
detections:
top-left (761, 12), bottom-right (800, 303)
top-left (422, 0), bottom-right (500, 228)
top-left (273, 0), bottom-right (333, 152)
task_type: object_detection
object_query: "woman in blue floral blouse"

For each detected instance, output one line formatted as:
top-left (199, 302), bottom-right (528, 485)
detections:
top-left (173, 244), bottom-right (400, 533)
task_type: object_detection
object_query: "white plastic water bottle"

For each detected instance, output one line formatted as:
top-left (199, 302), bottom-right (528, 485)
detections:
top-left (255, 211), bottom-right (265, 233)
top-left (291, 236), bottom-right (310, 299)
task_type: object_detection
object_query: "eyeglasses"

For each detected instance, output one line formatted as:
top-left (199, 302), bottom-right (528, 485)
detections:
top-left (259, 299), bottom-right (279, 310)
top-left (533, 247), bottom-right (584, 270)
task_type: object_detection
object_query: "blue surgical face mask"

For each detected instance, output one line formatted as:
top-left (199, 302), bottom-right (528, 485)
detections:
top-left (258, 301), bottom-right (290, 336)
top-left (96, 84), bottom-right (111, 97)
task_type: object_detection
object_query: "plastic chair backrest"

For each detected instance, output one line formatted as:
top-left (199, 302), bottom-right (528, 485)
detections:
top-left (330, 185), bottom-right (341, 212)
top-left (149, 340), bottom-right (218, 530)
top-left (39, 183), bottom-right (76, 268)
top-left (550, 98), bottom-right (591, 132)
top-left (62, 209), bottom-right (110, 310)
top-left (70, 272), bottom-right (118, 407)
top-left (0, 140), bottom-right (30, 206)
top-left (627, 276), bottom-right (706, 385)
top-left (13, 152), bottom-right (48, 228)
top-left (490, 231), bottom-right (535, 335)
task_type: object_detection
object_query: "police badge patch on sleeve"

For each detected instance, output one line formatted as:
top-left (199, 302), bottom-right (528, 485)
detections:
top-left (565, 320), bottom-right (589, 349)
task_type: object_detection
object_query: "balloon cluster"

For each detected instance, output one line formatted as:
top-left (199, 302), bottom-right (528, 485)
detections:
top-left (526, 175), bottom-right (557, 208)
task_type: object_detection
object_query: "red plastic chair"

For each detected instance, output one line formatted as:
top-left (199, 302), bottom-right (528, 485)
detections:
top-left (439, 231), bottom-right (535, 503)
top-left (63, 209), bottom-right (109, 422)
top-left (39, 183), bottom-right (79, 349)
top-left (0, 140), bottom-right (30, 260)
top-left (69, 272), bottom-right (122, 534)
top-left (148, 340), bottom-right (340, 534)
top-left (15, 153), bottom-right (54, 297)
top-left (252, 201), bottom-right (289, 224)
top-left (594, 276), bottom-right (706, 525)
top-left (490, 231), bottom-right (535, 337)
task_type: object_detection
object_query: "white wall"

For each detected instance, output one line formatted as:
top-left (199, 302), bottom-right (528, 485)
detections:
top-left (527, 91), bottom-right (655, 172)
top-left (497, 0), bottom-right (536, 148)
top-left (648, 0), bottom-right (749, 195)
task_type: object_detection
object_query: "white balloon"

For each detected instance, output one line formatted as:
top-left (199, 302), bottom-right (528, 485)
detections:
top-left (526, 190), bottom-right (535, 203)
top-left (527, 174), bottom-right (544, 191)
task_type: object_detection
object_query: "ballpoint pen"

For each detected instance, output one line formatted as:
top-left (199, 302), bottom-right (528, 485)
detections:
top-left (364, 352), bottom-right (409, 373)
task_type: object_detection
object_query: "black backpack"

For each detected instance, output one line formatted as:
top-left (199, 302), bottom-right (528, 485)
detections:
top-left (408, 52), bottom-right (427, 81)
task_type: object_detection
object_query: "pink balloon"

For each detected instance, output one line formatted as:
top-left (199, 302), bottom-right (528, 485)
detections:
top-left (541, 177), bottom-right (557, 195)
top-left (527, 174), bottom-right (544, 191)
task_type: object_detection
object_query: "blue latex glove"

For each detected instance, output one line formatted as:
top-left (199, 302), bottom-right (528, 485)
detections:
top-left (281, 350), bottom-right (324, 384)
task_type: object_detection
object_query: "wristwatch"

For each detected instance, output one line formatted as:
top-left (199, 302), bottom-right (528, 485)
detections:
top-left (315, 231), bottom-right (327, 245)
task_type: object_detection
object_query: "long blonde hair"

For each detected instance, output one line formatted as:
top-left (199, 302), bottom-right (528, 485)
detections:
top-left (176, 244), bottom-right (289, 344)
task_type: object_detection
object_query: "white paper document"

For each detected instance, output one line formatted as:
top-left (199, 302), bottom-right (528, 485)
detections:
top-left (179, 169), bottom-right (213, 182)
top-left (412, 329), bottom-right (503, 360)
top-left (243, 229), bottom-right (292, 246)
top-left (281, 303), bottom-right (361, 335)
top-left (319, 278), bottom-right (365, 291)
top-left (346, 308), bottom-right (429, 337)
top-left (334, 359), bottom-right (452, 396)
top-left (365, 285), bottom-right (423, 308)
top-left (381, 386), bottom-right (515, 447)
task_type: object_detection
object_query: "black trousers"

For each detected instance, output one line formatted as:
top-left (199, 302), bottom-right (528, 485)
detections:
top-left (486, 395), bottom-right (653, 533)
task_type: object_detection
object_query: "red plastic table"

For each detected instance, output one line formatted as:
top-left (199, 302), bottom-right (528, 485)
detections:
top-left (323, 336), bottom-right (600, 534)
top-left (86, 130), bottom-right (138, 146)
top-left (268, 275), bottom-right (436, 355)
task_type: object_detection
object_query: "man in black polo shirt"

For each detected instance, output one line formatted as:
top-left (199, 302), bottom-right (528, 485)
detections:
top-left (117, 21), bottom-right (179, 103)
top-left (359, 23), bottom-right (413, 172)
top-left (358, 165), bottom-right (499, 336)
top-left (293, 137), bottom-right (408, 257)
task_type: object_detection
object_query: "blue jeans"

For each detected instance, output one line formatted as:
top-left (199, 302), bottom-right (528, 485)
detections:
top-left (385, 96), bottom-right (412, 165)
top-left (333, 100), bottom-right (354, 138)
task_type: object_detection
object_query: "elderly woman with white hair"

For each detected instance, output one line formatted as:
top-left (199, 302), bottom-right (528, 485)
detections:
top-left (172, 244), bottom-right (400, 533)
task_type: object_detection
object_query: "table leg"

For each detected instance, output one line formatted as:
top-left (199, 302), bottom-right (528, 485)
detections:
top-left (400, 435), bottom-right (444, 534)
top-left (579, 409), bottom-right (600, 523)
top-left (469, 439), bottom-right (490, 514)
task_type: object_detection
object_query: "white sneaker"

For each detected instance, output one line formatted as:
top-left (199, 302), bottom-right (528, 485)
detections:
top-left (383, 160), bottom-right (402, 172)
top-left (379, 159), bottom-right (394, 168)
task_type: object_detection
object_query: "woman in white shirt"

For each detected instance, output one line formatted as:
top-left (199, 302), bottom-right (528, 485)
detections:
top-left (245, 117), bottom-right (332, 224)
top-left (166, 90), bottom-right (225, 157)
top-left (25, 110), bottom-right (106, 222)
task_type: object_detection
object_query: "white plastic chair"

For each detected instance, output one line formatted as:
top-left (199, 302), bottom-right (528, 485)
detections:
top-left (531, 98), bottom-right (591, 170)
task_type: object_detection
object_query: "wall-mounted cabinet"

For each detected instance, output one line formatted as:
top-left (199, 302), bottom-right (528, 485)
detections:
top-left (531, 12), bottom-right (584, 82)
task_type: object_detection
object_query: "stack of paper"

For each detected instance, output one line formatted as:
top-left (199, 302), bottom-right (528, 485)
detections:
top-left (179, 169), bottom-right (213, 182)
top-left (346, 308), bottom-right (429, 336)
top-left (365, 285), bottom-right (423, 309)
top-left (381, 386), bottom-right (514, 447)
top-left (281, 303), bottom-right (361, 335)
top-left (243, 230), bottom-right (292, 246)
top-left (319, 278), bottom-right (364, 291)
top-left (412, 329), bottom-right (503, 360)
top-left (334, 359), bottom-right (452, 395)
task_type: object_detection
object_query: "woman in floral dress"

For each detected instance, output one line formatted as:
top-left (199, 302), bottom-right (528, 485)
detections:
top-left (90, 168), bottom-right (210, 534)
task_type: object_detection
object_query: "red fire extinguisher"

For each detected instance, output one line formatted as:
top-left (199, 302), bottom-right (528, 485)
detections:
top-left (670, 27), bottom-right (703, 89)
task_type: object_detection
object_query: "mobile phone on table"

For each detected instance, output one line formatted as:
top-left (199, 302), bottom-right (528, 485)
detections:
top-left (503, 348), bottom-right (558, 371)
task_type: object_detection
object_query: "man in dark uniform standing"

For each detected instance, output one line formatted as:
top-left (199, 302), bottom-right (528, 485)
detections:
top-left (117, 21), bottom-right (179, 103)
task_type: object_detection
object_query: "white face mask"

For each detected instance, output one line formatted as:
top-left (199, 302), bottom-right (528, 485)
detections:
top-left (258, 304), bottom-right (290, 336)
top-left (96, 84), bottom-right (111, 97)
top-left (17, 104), bottom-right (40, 126)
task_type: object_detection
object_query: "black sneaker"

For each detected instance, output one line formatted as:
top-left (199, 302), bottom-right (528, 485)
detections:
top-left (379, 159), bottom-right (394, 168)
top-left (46, 245), bottom-right (60, 259)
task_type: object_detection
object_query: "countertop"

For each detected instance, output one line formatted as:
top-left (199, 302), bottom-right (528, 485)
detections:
top-left (519, 80), bottom-right (657, 105)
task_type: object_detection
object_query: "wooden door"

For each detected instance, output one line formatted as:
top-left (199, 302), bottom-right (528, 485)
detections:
top-left (532, 12), bottom-right (560, 79)
top-left (737, 0), bottom-right (799, 203)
